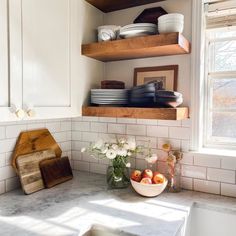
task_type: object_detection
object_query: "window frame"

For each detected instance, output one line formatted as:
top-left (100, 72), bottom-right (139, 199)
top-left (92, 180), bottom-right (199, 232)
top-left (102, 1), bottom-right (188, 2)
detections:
top-left (191, 0), bottom-right (236, 152)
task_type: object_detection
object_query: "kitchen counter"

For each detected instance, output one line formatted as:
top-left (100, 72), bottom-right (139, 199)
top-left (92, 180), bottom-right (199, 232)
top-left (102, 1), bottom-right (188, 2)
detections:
top-left (0, 171), bottom-right (236, 236)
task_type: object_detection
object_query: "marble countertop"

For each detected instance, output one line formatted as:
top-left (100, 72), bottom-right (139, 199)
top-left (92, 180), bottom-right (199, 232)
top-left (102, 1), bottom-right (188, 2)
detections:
top-left (0, 171), bottom-right (236, 236)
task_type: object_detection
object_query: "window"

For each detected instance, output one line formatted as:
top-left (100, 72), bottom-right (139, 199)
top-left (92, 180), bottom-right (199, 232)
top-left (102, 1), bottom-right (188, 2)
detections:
top-left (203, 1), bottom-right (236, 149)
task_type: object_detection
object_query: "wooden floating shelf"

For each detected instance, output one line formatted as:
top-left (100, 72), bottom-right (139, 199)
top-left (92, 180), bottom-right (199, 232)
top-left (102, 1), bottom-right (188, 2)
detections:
top-left (82, 106), bottom-right (189, 120)
top-left (85, 0), bottom-right (165, 13)
top-left (82, 33), bottom-right (191, 62)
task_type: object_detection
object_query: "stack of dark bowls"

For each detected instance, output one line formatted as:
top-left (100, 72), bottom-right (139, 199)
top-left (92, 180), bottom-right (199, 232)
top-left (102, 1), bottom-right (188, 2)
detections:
top-left (129, 82), bottom-right (183, 108)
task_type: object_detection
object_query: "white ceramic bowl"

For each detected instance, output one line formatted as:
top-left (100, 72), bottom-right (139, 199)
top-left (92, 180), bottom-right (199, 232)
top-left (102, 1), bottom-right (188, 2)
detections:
top-left (158, 21), bottom-right (184, 33)
top-left (130, 178), bottom-right (168, 197)
top-left (158, 13), bottom-right (184, 22)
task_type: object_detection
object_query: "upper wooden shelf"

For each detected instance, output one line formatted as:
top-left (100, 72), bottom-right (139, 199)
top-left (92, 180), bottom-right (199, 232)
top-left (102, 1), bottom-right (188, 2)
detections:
top-left (85, 0), bottom-right (165, 13)
top-left (82, 33), bottom-right (191, 62)
top-left (82, 106), bottom-right (189, 120)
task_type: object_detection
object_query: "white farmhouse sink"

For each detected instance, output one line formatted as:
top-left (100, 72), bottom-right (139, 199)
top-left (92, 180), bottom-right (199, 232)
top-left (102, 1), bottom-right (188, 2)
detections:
top-left (185, 203), bottom-right (236, 236)
top-left (82, 225), bottom-right (135, 236)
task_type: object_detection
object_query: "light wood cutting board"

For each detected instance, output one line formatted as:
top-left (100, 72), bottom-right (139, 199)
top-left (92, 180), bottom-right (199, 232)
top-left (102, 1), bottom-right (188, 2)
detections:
top-left (16, 150), bottom-right (56, 195)
top-left (12, 129), bottom-right (62, 173)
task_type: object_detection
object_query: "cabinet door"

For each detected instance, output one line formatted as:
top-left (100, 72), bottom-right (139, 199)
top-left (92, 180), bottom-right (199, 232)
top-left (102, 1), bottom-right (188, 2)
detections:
top-left (0, 0), bottom-right (22, 122)
top-left (21, 0), bottom-right (77, 119)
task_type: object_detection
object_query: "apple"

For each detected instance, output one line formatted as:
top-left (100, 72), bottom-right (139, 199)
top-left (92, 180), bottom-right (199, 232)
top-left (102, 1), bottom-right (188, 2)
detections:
top-left (142, 169), bottom-right (153, 179)
top-left (131, 170), bottom-right (142, 182)
top-left (140, 177), bottom-right (152, 184)
top-left (152, 172), bottom-right (165, 184)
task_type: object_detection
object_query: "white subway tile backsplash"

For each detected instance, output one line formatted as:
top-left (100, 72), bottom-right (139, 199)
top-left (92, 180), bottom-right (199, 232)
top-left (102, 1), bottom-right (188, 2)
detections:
top-left (82, 116), bottom-right (99, 122)
top-left (45, 122), bottom-right (61, 133)
top-left (90, 163), bottom-right (107, 175)
top-left (90, 122), bottom-right (107, 133)
top-left (158, 120), bottom-right (181, 127)
top-left (117, 118), bottom-right (136, 124)
top-left (0, 166), bottom-right (16, 181)
top-left (136, 159), bottom-right (147, 170)
top-left (147, 126), bottom-right (168, 138)
top-left (98, 117), bottom-right (116, 123)
top-left (0, 181), bottom-right (5, 194)
top-left (0, 139), bottom-right (16, 153)
top-left (181, 177), bottom-right (193, 190)
top-left (72, 122), bottom-right (90, 132)
top-left (182, 165), bottom-right (206, 179)
top-left (0, 127), bottom-right (5, 140)
top-left (82, 132), bottom-right (98, 142)
top-left (0, 153), bottom-right (5, 167)
top-left (180, 153), bottom-right (194, 165)
top-left (156, 149), bottom-right (168, 161)
top-left (194, 179), bottom-right (220, 194)
top-left (181, 119), bottom-right (191, 127)
top-left (157, 161), bottom-right (168, 174)
top-left (53, 132), bottom-right (68, 143)
top-left (136, 136), bottom-right (157, 149)
top-left (136, 119), bottom-right (158, 125)
top-left (73, 161), bottom-right (90, 172)
top-left (169, 127), bottom-right (190, 140)
top-left (194, 154), bottom-right (221, 168)
top-left (181, 140), bottom-right (190, 152)
top-left (6, 125), bottom-right (26, 139)
top-left (71, 131), bottom-right (82, 141)
top-left (207, 168), bottom-right (235, 184)
top-left (127, 124), bottom-right (146, 136)
top-left (108, 124), bottom-right (126, 134)
top-left (82, 152), bottom-right (99, 163)
top-left (6, 177), bottom-right (20, 192)
top-left (221, 183), bottom-right (236, 197)
top-left (221, 157), bottom-right (236, 170)
top-left (27, 123), bottom-right (45, 130)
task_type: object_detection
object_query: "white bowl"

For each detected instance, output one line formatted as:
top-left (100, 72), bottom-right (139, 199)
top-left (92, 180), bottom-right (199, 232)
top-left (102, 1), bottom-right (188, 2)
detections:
top-left (130, 178), bottom-right (168, 197)
top-left (158, 21), bottom-right (184, 33)
top-left (158, 13), bottom-right (184, 22)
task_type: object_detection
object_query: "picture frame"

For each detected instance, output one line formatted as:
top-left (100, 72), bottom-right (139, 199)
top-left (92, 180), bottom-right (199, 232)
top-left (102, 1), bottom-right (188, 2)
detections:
top-left (133, 65), bottom-right (179, 91)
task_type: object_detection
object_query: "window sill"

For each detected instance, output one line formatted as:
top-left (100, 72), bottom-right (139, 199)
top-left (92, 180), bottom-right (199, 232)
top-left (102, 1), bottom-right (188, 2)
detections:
top-left (190, 148), bottom-right (236, 158)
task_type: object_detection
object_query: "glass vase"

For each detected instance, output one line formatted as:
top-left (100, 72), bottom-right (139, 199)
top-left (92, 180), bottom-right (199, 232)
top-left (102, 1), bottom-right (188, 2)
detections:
top-left (106, 163), bottom-right (130, 189)
top-left (167, 161), bottom-right (181, 193)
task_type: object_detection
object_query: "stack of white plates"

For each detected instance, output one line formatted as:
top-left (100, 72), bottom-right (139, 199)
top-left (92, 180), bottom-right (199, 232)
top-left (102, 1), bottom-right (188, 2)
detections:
top-left (119, 23), bottom-right (157, 39)
top-left (158, 13), bottom-right (184, 34)
top-left (91, 89), bottom-right (129, 105)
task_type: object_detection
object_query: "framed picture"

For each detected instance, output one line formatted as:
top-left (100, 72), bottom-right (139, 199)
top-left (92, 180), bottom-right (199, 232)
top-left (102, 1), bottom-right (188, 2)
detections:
top-left (133, 65), bottom-right (178, 91)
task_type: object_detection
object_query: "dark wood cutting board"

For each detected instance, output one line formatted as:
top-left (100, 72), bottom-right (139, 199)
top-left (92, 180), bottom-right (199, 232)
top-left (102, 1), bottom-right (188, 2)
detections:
top-left (40, 157), bottom-right (73, 188)
top-left (16, 150), bottom-right (56, 194)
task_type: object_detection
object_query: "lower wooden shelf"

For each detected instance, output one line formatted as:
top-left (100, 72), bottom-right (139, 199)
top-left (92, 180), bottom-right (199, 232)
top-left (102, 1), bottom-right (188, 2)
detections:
top-left (82, 106), bottom-right (189, 120)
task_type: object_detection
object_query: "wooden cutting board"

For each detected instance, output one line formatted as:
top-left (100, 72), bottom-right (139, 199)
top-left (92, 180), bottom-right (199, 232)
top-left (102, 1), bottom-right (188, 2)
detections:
top-left (16, 150), bottom-right (56, 194)
top-left (12, 129), bottom-right (62, 173)
top-left (40, 157), bottom-right (73, 188)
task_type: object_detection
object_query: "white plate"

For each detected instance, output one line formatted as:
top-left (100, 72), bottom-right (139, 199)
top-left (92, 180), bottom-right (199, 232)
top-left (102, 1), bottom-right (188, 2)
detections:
top-left (119, 30), bottom-right (156, 39)
top-left (91, 89), bottom-right (129, 92)
top-left (121, 23), bottom-right (157, 30)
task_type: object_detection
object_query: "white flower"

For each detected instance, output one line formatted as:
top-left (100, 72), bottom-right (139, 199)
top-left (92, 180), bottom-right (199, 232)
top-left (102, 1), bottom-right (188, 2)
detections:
top-left (117, 148), bottom-right (127, 157)
top-left (101, 146), bottom-right (108, 154)
top-left (127, 137), bottom-right (136, 150)
top-left (127, 152), bottom-right (132, 156)
top-left (126, 162), bottom-right (131, 168)
top-left (145, 154), bottom-right (158, 164)
top-left (118, 138), bottom-right (126, 144)
top-left (93, 139), bottom-right (104, 149)
top-left (106, 149), bottom-right (117, 159)
top-left (112, 144), bottom-right (118, 150)
top-left (81, 147), bottom-right (86, 153)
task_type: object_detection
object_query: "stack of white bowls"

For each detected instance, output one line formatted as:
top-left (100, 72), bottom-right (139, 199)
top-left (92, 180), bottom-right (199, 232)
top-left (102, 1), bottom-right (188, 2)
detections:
top-left (158, 13), bottom-right (184, 34)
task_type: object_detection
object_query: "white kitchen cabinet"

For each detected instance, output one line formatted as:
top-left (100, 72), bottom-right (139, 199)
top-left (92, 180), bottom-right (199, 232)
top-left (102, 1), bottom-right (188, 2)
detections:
top-left (0, 0), bottom-right (104, 121)
top-left (0, 0), bottom-right (22, 121)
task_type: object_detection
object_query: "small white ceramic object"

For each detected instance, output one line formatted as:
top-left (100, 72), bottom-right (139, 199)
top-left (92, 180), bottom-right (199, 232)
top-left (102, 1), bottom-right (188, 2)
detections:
top-left (130, 177), bottom-right (168, 197)
top-left (158, 13), bottom-right (184, 22)
top-left (97, 25), bottom-right (121, 42)
top-left (158, 13), bottom-right (184, 34)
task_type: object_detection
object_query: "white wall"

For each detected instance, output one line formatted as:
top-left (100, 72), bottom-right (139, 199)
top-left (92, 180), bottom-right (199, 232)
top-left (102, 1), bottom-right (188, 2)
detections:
top-left (104, 0), bottom-right (192, 106)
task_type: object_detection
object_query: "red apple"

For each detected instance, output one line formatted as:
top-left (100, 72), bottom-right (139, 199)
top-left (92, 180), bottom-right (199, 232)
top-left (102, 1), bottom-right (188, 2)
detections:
top-left (152, 172), bottom-right (165, 184)
top-left (142, 169), bottom-right (153, 179)
top-left (140, 177), bottom-right (152, 184)
top-left (131, 170), bottom-right (142, 182)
